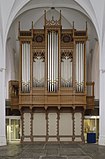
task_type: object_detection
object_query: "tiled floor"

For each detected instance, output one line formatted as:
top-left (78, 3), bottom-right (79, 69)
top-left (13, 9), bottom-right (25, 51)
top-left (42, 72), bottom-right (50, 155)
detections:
top-left (0, 143), bottom-right (105, 159)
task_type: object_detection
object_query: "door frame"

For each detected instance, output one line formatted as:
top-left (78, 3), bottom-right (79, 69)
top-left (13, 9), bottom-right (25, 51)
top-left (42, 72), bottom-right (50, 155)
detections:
top-left (6, 116), bottom-right (21, 143)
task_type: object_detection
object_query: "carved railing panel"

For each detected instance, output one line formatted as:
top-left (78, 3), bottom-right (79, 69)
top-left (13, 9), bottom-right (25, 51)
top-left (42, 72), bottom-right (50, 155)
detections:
top-left (9, 80), bottom-right (19, 107)
top-left (86, 82), bottom-right (95, 109)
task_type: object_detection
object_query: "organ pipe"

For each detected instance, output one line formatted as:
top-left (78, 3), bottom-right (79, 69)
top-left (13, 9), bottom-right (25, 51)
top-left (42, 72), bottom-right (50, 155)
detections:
top-left (33, 56), bottom-right (45, 87)
top-left (22, 42), bottom-right (30, 92)
top-left (76, 42), bottom-right (84, 92)
top-left (47, 31), bottom-right (58, 92)
top-left (61, 53), bottom-right (72, 87)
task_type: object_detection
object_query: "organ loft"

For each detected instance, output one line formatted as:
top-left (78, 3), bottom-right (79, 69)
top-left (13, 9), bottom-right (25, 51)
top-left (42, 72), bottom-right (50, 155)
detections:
top-left (9, 10), bottom-right (95, 142)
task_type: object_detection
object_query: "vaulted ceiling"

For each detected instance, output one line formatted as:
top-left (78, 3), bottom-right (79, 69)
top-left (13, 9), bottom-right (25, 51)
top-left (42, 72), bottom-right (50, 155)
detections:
top-left (8, 0), bottom-right (97, 54)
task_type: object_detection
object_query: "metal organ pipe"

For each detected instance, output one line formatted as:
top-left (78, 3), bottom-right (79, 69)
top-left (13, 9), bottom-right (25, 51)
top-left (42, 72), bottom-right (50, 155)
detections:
top-left (49, 32), bottom-right (51, 91)
top-left (82, 43), bottom-right (84, 91)
top-left (48, 32), bottom-right (49, 91)
top-left (52, 31), bottom-right (53, 91)
top-left (55, 31), bottom-right (58, 91)
top-left (80, 43), bottom-right (82, 91)
top-left (76, 43), bottom-right (78, 91)
top-left (78, 43), bottom-right (80, 91)
top-left (22, 43), bottom-right (24, 91)
top-left (54, 32), bottom-right (56, 91)
top-left (67, 59), bottom-right (69, 87)
top-left (79, 43), bottom-right (81, 92)
top-left (76, 42), bottom-right (84, 92)
top-left (50, 32), bottom-right (51, 91)
top-left (22, 42), bottom-right (30, 93)
top-left (53, 32), bottom-right (56, 92)
top-left (61, 50), bottom-right (73, 87)
top-left (80, 43), bottom-right (82, 92)
top-left (33, 52), bottom-right (45, 87)
top-left (47, 31), bottom-right (58, 92)
top-left (26, 43), bottom-right (28, 92)
top-left (70, 60), bottom-right (72, 86)
top-left (28, 43), bottom-right (30, 90)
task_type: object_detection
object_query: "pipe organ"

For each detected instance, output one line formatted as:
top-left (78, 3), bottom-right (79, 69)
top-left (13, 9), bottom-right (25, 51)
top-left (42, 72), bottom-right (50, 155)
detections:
top-left (9, 11), bottom-right (95, 143)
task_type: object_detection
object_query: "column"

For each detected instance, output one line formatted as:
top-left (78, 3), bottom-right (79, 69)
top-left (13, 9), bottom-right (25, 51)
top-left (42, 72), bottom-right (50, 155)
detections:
top-left (99, 71), bottom-right (105, 145)
top-left (99, 37), bottom-right (105, 145)
top-left (0, 37), bottom-right (6, 146)
top-left (0, 69), bottom-right (6, 145)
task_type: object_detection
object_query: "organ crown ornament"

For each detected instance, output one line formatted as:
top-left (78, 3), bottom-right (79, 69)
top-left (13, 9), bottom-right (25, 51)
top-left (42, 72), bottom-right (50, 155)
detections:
top-left (44, 10), bottom-right (61, 26)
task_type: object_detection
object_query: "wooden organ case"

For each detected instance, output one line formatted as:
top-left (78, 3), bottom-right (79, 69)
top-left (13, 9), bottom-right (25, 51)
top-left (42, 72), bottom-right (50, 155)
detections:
top-left (9, 11), bottom-right (95, 142)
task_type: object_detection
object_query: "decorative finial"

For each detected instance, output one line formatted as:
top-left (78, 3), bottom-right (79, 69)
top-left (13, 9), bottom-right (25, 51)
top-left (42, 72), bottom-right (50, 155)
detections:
top-left (73, 21), bottom-right (74, 37)
top-left (32, 21), bottom-right (34, 29)
top-left (18, 21), bottom-right (20, 36)
top-left (51, 7), bottom-right (55, 10)
top-left (18, 21), bottom-right (20, 30)
top-left (60, 10), bottom-right (61, 25)
top-left (86, 21), bottom-right (88, 36)
top-left (44, 10), bottom-right (46, 26)
top-left (86, 21), bottom-right (87, 31)
top-left (73, 21), bottom-right (74, 29)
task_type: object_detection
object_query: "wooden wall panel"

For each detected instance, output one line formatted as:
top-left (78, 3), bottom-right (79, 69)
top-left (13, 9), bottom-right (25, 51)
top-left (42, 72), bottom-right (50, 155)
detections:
top-left (33, 113), bottom-right (46, 136)
top-left (23, 113), bottom-right (31, 136)
top-left (74, 112), bottom-right (82, 142)
top-left (75, 96), bottom-right (86, 105)
top-left (59, 113), bottom-right (73, 141)
top-left (48, 113), bottom-right (57, 135)
top-left (20, 95), bottom-right (31, 105)
top-left (33, 138), bottom-right (45, 142)
top-left (46, 96), bottom-right (60, 104)
top-left (20, 110), bottom-right (84, 142)
top-left (74, 137), bottom-right (82, 141)
top-left (23, 113), bottom-right (31, 141)
top-left (48, 113), bottom-right (57, 141)
top-left (59, 113), bottom-right (73, 136)
top-left (74, 112), bottom-right (82, 136)
top-left (24, 138), bottom-right (31, 142)
top-left (60, 137), bottom-right (72, 141)
top-left (32, 96), bottom-right (45, 104)
top-left (60, 96), bottom-right (73, 104)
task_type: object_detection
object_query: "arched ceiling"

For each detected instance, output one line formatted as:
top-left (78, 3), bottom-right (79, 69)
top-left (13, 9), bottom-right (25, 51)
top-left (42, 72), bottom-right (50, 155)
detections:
top-left (15, 0), bottom-right (88, 19)
top-left (13, 6), bottom-right (97, 41)
top-left (5, 0), bottom-right (98, 77)
top-left (2, 0), bottom-right (100, 43)
top-left (7, 2), bottom-right (97, 55)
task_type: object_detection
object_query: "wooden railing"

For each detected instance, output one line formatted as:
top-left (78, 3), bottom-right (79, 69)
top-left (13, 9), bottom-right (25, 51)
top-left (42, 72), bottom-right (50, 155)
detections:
top-left (8, 80), bottom-right (95, 110)
top-left (9, 80), bottom-right (19, 109)
top-left (86, 82), bottom-right (95, 109)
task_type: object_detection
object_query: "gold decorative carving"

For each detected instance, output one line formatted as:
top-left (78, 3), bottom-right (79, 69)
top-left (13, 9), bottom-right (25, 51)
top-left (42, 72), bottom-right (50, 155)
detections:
top-left (61, 49), bottom-right (73, 62)
top-left (33, 96), bottom-right (45, 104)
top-left (61, 34), bottom-right (73, 43)
top-left (60, 96), bottom-right (73, 104)
top-left (33, 50), bottom-right (45, 62)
